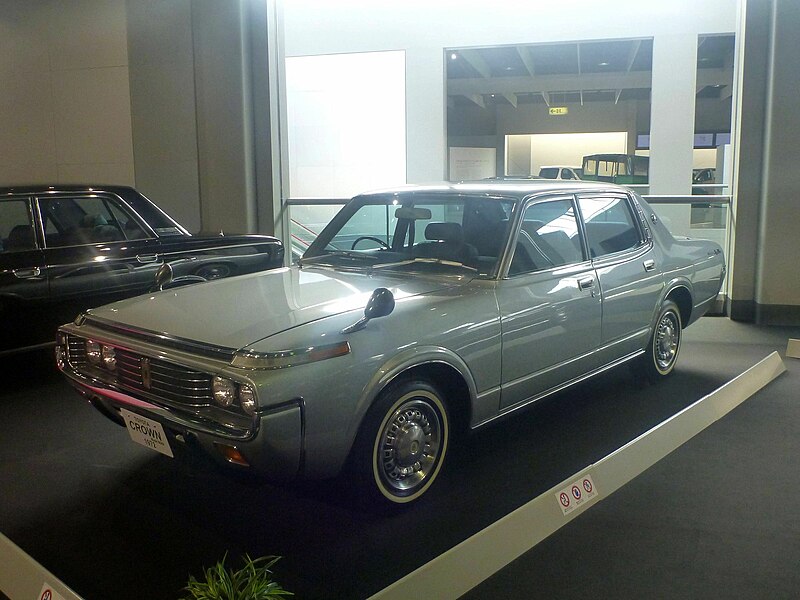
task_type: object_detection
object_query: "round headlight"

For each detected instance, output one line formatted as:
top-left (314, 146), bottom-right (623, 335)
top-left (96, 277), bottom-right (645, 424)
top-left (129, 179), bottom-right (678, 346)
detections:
top-left (102, 345), bottom-right (116, 370)
top-left (86, 340), bottom-right (101, 365)
top-left (239, 384), bottom-right (257, 416)
top-left (212, 376), bottom-right (236, 407)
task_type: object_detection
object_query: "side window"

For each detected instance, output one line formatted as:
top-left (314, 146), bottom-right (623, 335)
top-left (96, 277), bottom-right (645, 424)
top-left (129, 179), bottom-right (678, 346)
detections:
top-left (509, 199), bottom-right (584, 276)
top-left (578, 196), bottom-right (642, 258)
top-left (106, 201), bottom-right (149, 240)
top-left (40, 196), bottom-right (147, 247)
top-left (0, 200), bottom-right (36, 252)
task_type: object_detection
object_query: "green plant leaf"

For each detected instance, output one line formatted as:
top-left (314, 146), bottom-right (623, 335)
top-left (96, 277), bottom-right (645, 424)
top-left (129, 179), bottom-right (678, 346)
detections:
top-left (181, 554), bottom-right (292, 600)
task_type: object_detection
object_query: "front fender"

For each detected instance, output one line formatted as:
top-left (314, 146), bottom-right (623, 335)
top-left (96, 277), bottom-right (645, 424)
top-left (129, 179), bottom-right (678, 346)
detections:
top-left (345, 345), bottom-right (478, 449)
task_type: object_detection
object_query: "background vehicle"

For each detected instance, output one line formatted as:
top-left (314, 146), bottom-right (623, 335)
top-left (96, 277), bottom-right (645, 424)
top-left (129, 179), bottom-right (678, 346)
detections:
top-left (538, 166), bottom-right (582, 180)
top-left (581, 153), bottom-right (649, 184)
top-left (0, 185), bottom-right (284, 354)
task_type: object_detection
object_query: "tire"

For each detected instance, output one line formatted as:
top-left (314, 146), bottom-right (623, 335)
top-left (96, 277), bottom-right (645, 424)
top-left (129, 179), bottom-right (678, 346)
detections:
top-left (641, 299), bottom-right (683, 381)
top-left (352, 379), bottom-right (450, 505)
top-left (194, 263), bottom-right (231, 280)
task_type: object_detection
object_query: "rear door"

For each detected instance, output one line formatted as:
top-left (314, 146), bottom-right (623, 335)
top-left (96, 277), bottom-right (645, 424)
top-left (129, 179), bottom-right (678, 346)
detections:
top-left (0, 196), bottom-right (50, 351)
top-left (496, 196), bottom-right (601, 409)
top-left (577, 193), bottom-right (664, 363)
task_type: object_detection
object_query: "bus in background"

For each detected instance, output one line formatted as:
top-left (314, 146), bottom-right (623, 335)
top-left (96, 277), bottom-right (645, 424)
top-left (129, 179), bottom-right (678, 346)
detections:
top-left (581, 153), bottom-right (648, 185)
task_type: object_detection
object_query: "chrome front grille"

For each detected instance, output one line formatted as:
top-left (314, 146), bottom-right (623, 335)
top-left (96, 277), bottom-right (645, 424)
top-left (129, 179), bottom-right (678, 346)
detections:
top-left (66, 335), bottom-right (213, 407)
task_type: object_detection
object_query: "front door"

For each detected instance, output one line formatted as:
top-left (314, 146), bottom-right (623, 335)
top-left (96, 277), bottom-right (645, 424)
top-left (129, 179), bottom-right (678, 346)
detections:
top-left (497, 196), bottom-right (601, 409)
top-left (38, 193), bottom-right (163, 328)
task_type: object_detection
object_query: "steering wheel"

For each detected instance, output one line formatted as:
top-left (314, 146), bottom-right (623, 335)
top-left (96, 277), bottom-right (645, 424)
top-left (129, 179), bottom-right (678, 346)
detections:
top-left (351, 236), bottom-right (390, 250)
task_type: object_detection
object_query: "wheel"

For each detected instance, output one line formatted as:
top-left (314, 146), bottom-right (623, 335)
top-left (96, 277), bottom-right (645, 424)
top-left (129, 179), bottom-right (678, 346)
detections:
top-left (351, 236), bottom-right (390, 250)
top-left (642, 299), bottom-right (682, 381)
top-left (353, 379), bottom-right (449, 505)
top-left (194, 263), bottom-right (231, 280)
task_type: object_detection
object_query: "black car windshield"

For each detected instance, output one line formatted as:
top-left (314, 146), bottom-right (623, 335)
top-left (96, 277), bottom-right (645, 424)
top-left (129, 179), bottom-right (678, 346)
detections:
top-left (301, 193), bottom-right (515, 277)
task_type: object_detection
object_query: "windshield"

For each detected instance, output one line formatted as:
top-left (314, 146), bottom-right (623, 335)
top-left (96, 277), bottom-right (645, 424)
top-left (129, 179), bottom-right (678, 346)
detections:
top-left (538, 167), bottom-right (559, 179)
top-left (302, 193), bottom-right (516, 277)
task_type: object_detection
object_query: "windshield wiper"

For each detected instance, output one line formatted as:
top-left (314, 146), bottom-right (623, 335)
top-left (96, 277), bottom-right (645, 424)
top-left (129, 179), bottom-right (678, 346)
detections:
top-left (299, 250), bottom-right (380, 266)
top-left (371, 257), bottom-right (478, 272)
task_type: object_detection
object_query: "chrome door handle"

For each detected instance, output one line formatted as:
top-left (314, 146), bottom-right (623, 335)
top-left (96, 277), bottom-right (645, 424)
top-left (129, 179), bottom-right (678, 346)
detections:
top-left (643, 259), bottom-right (656, 272)
top-left (136, 254), bottom-right (160, 264)
top-left (578, 277), bottom-right (595, 290)
top-left (13, 267), bottom-right (41, 279)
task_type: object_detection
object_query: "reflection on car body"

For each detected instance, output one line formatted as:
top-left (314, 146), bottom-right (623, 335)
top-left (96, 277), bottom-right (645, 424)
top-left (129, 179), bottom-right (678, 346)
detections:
top-left (57, 181), bottom-right (724, 505)
top-left (0, 185), bottom-right (283, 354)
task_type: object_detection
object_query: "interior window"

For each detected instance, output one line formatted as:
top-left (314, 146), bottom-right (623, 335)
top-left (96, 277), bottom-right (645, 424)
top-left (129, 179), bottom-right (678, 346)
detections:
top-left (579, 196), bottom-right (641, 258)
top-left (0, 200), bottom-right (35, 252)
top-left (509, 199), bottom-right (584, 275)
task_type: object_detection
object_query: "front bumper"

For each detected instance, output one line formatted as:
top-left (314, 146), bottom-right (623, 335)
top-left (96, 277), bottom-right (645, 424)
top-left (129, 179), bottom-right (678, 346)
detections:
top-left (59, 347), bottom-right (304, 480)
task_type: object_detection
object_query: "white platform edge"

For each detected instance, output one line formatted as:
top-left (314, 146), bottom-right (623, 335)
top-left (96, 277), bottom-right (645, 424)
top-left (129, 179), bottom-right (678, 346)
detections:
top-left (369, 351), bottom-right (787, 600)
top-left (787, 339), bottom-right (800, 359)
top-left (0, 532), bottom-right (83, 600)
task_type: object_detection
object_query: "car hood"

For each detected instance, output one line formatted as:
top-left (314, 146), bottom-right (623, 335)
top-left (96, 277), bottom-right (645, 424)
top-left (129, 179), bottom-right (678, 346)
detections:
top-left (85, 266), bottom-right (467, 350)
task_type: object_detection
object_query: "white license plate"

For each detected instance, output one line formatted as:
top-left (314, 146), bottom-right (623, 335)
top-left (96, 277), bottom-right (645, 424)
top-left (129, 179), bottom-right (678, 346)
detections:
top-left (119, 408), bottom-right (174, 458)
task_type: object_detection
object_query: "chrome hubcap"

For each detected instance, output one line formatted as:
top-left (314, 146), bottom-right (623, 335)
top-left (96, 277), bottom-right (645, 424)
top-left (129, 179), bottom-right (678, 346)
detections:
top-left (378, 398), bottom-right (442, 493)
top-left (655, 311), bottom-right (680, 371)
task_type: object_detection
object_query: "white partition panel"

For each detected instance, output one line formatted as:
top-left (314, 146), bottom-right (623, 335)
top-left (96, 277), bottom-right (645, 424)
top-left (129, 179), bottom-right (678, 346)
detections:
top-left (286, 50), bottom-right (406, 198)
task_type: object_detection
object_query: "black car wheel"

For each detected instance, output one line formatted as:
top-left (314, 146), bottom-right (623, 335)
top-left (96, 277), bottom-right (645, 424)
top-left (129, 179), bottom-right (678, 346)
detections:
top-left (194, 263), bottom-right (231, 280)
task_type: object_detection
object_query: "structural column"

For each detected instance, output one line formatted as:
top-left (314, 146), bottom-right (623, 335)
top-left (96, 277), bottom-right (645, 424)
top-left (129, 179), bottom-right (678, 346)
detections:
top-left (405, 47), bottom-right (447, 183)
top-left (648, 33), bottom-right (698, 234)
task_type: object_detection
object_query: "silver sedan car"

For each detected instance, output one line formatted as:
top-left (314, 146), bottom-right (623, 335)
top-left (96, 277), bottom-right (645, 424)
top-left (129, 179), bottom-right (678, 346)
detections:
top-left (57, 181), bottom-right (725, 504)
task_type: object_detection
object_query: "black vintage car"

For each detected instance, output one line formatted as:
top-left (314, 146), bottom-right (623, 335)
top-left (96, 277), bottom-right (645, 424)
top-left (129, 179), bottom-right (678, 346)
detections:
top-left (0, 185), bottom-right (284, 354)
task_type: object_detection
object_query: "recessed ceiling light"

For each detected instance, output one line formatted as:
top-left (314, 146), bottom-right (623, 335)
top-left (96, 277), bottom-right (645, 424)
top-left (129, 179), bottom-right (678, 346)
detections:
top-left (598, 61), bottom-right (610, 66)
top-left (504, 66), bottom-right (514, 71)
top-left (450, 53), bottom-right (458, 60)
top-left (491, 94), bottom-right (496, 97)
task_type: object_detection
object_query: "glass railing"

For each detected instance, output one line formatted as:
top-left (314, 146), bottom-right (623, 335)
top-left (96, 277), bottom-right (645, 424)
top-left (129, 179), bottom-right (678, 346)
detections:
top-left (642, 194), bottom-right (731, 295)
top-left (287, 198), bottom-right (347, 260)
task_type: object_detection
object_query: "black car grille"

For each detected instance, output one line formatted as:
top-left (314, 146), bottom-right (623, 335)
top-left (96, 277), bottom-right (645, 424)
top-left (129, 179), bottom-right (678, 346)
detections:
top-left (67, 335), bottom-right (213, 407)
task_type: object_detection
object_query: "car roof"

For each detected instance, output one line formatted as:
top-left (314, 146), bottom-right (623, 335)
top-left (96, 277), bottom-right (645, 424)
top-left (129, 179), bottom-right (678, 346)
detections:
top-left (1, 184), bottom-right (136, 196)
top-left (357, 180), bottom-right (632, 201)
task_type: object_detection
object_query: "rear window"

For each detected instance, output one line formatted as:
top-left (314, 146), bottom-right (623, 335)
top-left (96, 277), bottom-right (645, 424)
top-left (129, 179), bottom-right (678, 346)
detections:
top-left (538, 168), bottom-right (559, 179)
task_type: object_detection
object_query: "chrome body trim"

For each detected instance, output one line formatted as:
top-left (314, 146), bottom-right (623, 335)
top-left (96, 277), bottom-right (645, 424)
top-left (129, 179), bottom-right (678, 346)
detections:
top-left (473, 349), bottom-right (645, 430)
top-left (82, 314), bottom-right (237, 360)
top-left (232, 341), bottom-right (352, 370)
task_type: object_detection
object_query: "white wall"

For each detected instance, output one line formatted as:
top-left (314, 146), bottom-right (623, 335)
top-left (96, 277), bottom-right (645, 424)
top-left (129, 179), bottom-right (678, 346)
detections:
top-left (286, 51), bottom-right (406, 197)
top-left (284, 0), bottom-right (738, 189)
top-left (0, 0), bottom-right (134, 187)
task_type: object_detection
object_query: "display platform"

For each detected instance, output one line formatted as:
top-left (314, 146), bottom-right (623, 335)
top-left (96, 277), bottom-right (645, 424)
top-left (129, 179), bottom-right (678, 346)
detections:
top-left (1, 318), bottom-right (798, 599)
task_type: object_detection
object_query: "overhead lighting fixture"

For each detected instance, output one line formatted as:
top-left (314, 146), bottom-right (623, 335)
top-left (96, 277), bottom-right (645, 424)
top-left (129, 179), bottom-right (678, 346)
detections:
top-left (598, 61), bottom-right (610, 67)
top-left (450, 53), bottom-right (458, 60)
top-left (504, 66), bottom-right (513, 71)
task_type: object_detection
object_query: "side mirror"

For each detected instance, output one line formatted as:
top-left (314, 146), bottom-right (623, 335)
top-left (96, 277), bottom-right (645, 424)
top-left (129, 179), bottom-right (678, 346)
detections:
top-left (152, 263), bottom-right (174, 291)
top-left (364, 287), bottom-right (395, 320)
top-left (341, 287), bottom-right (395, 334)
